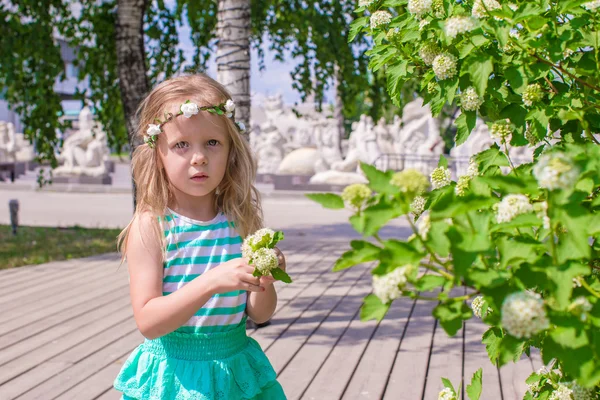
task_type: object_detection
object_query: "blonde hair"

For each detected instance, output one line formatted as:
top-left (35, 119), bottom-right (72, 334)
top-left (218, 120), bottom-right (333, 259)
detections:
top-left (117, 74), bottom-right (263, 260)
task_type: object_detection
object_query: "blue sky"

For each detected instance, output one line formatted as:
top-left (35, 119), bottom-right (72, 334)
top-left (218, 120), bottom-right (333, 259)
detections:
top-left (173, 8), bottom-right (335, 106)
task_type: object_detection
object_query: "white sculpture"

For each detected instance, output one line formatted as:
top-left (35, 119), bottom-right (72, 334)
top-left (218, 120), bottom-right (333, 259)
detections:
top-left (54, 107), bottom-right (110, 177)
top-left (255, 123), bottom-right (287, 174)
top-left (314, 118), bottom-right (343, 173)
top-left (0, 121), bottom-right (17, 162)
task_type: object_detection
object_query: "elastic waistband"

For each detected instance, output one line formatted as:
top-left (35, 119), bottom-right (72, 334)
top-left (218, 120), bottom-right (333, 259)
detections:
top-left (141, 319), bottom-right (248, 361)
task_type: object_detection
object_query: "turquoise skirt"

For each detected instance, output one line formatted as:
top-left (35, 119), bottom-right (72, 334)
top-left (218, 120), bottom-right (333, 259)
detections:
top-left (114, 319), bottom-right (286, 400)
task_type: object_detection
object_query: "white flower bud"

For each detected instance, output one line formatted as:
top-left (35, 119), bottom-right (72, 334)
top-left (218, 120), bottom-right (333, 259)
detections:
top-left (455, 175), bottom-right (470, 196)
top-left (444, 16), bottom-right (476, 39)
top-left (438, 387), bottom-right (457, 400)
top-left (411, 195), bottom-right (426, 215)
top-left (489, 119), bottom-right (512, 140)
top-left (236, 121), bottom-right (246, 132)
top-left (432, 53), bottom-right (458, 80)
top-left (533, 153), bottom-right (579, 191)
top-left (583, 0), bottom-right (600, 10)
top-left (549, 385), bottom-right (573, 400)
top-left (501, 291), bottom-right (549, 338)
top-left (370, 10), bottom-right (393, 28)
top-left (341, 183), bottom-right (372, 209)
top-left (459, 87), bottom-right (484, 111)
top-left (419, 43), bottom-right (440, 65)
top-left (471, 296), bottom-right (490, 318)
top-left (180, 102), bottom-right (200, 118)
top-left (494, 194), bottom-right (533, 223)
top-left (408, 0), bottom-right (433, 17)
top-left (430, 166), bottom-right (451, 189)
top-left (358, 0), bottom-right (376, 7)
top-left (372, 266), bottom-right (409, 304)
top-left (253, 248), bottom-right (279, 274)
top-left (472, 0), bottom-right (502, 18)
top-left (522, 83), bottom-right (544, 107)
top-left (466, 158), bottom-right (479, 177)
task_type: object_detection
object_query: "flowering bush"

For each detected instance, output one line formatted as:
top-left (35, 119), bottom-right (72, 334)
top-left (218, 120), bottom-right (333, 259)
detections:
top-left (309, 0), bottom-right (600, 397)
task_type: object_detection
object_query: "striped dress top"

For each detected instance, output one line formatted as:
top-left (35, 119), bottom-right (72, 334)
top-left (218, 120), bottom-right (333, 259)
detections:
top-left (161, 208), bottom-right (247, 334)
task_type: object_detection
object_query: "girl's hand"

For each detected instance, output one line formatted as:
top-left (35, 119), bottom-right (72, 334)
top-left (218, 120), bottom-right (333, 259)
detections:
top-left (205, 258), bottom-right (264, 294)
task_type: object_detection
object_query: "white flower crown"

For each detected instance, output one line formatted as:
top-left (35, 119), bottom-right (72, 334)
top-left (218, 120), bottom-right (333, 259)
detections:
top-left (144, 99), bottom-right (246, 148)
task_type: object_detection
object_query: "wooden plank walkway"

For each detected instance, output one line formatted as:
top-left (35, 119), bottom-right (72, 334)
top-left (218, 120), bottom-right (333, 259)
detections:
top-left (0, 241), bottom-right (536, 400)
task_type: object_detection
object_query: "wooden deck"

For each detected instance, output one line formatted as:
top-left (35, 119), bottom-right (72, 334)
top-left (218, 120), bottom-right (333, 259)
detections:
top-left (0, 241), bottom-right (537, 400)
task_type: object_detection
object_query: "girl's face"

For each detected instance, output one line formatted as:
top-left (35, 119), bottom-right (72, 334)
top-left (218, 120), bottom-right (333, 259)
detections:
top-left (157, 108), bottom-right (231, 203)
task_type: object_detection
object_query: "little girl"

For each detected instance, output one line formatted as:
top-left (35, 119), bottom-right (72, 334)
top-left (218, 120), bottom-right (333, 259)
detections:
top-left (114, 74), bottom-right (287, 399)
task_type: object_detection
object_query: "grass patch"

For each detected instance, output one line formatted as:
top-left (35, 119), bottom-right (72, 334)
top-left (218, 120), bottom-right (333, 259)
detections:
top-left (0, 225), bottom-right (121, 269)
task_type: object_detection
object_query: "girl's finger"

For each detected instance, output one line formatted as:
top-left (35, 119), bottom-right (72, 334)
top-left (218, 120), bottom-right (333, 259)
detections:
top-left (244, 282), bottom-right (263, 292)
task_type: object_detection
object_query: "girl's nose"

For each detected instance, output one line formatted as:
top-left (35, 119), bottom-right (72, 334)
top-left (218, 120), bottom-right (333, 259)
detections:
top-left (191, 151), bottom-right (207, 165)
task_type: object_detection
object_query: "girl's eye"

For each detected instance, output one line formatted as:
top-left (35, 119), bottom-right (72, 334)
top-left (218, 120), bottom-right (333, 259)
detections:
top-left (174, 141), bottom-right (189, 149)
top-left (207, 139), bottom-right (219, 147)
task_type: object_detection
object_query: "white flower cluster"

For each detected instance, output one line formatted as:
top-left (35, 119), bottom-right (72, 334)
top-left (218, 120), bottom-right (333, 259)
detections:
top-left (522, 83), bottom-right (544, 107)
top-left (432, 0), bottom-right (445, 17)
top-left (419, 42), bottom-right (440, 65)
top-left (386, 27), bottom-right (401, 42)
top-left (549, 385), bottom-right (573, 400)
top-left (417, 214), bottom-right (431, 239)
top-left (489, 119), bottom-right (512, 140)
top-left (358, 0), bottom-right (376, 7)
top-left (583, 0), bottom-right (600, 10)
top-left (459, 87), bottom-right (484, 111)
top-left (390, 169), bottom-right (430, 194)
top-left (372, 266), bottom-right (409, 304)
top-left (444, 16), bottom-right (476, 39)
top-left (572, 384), bottom-right (596, 400)
top-left (472, 0), bottom-right (502, 18)
top-left (533, 153), bottom-right (579, 191)
top-left (501, 291), bottom-right (550, 338)
top-left (430, 166), bottom-right (451, 189)
top-left (432, 53), bottom-right (458, 80)
top-left (471, 296), bottom-right (491, 318)
top-left (242, 228), bottom-right (275, 258)
top-left (455, 175), bottom-right (470, 196)
top-left (467, 158), bottom-right (479, 177)
top-left (408, 0), bottom-right (433, 17)
top-left (438, 388), bottom-right (457, 400)
top-left (533, 201), bottom-right (550, 229)
top-left (494, 194), bottom-right (533, 223)
top-left (341, 183), bottom-right (372, 209)
top-left (253, 248), bottom-right (279, 274)
top-left (411, 195), bottom-right (426, 215)
top-left (370, 10), bottom-right (393, 28)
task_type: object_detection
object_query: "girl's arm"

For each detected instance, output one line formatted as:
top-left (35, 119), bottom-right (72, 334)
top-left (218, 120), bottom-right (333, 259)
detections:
top-left (127, 212), bottom-right (262, 339)
top-left (246, 247), bottom-right (286, 324)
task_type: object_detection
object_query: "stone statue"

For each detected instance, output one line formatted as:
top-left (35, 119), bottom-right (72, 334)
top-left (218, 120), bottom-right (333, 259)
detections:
top-left (54, 108), bottom-right (110, 177)
top-left (255, 123), bottom-right (287, 174)
top-left (0, 121), bottom-right (17, 162)
top-left (314, 118), bottom-right (343, 173)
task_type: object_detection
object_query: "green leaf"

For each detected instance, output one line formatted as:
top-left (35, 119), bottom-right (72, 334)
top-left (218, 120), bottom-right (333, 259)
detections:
top-left (414, 275), bottom-right (447, 291)
top-left (305, 193), bottom-right (345, 209)
top-left (441, 378), bottom-right (456, 392)
top-left (482, 327), bottom-right (503, 364)
top-left (497, 236), bottom-right (544, 269)
top-left (360, 162), bottom-right (397, 195)
top-left (381, 239), bottom-right (425, 267)
top-left (270, 231), bottom-right (284, 248)
top-left (467, 54), bottom-right (494, 96)
top-left (438, 154), bottom-right (449, 168)
top-left (555, 203), bottom-right (592, 263)
top-left (271, 267), bottom-right (292, 283)
top-left (478, 174), bottom-right (540, 195)
top-left (474, 144), bottom-right (510, 173)
top-left (455, 111), bottom-right (477, 146)
top-left (361, 199), bottom-right (404, 236)
top-left (504, 66), bottom-right (528, 93)
top-left (333, 241), bottom-right (381, 272)
top-left (348, 16), bottom-right (368, 42)
top-left (466, 368), bottom-right (483, 400)
top-left (253, 269), bottom-right (263, 277)
top-left (360, 294), bottom-right (391, 321)
top-left (433, 301), bottom-right (472, 336)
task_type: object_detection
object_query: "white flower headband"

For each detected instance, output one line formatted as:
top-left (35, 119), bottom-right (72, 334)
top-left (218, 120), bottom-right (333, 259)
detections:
top-left (144, 99), bottom-right (247, 148)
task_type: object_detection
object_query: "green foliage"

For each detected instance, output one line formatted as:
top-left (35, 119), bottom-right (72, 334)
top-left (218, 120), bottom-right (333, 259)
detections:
top-left (466, 368), bottom-right (483, 400)
top-left (308, 0), bottom-right (600, 393)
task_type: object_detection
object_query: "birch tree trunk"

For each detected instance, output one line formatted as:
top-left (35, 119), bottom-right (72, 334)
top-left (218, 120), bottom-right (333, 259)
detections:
top-left (216, 0), bottom-right (251, 140)
top-left (116, 0), bottom-right (149, 209)
top-left (116, 0), bottom-right (149, 147)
